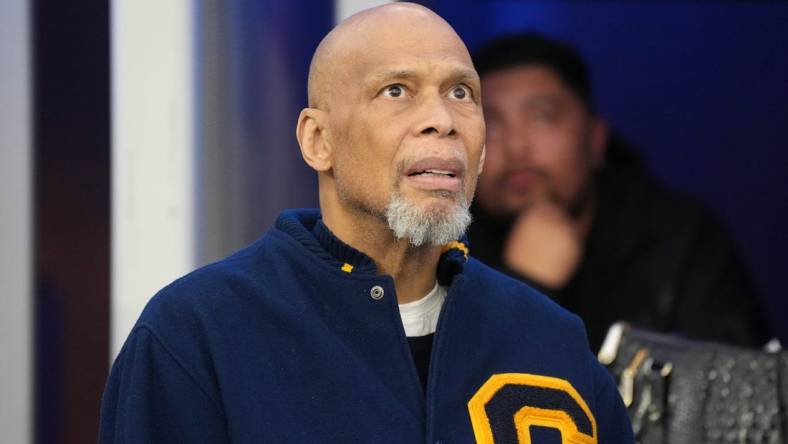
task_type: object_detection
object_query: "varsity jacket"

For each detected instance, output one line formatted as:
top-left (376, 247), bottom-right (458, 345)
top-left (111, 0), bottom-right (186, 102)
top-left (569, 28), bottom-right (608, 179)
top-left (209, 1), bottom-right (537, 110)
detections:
top-left (99, 209), bottom-right (633, 443)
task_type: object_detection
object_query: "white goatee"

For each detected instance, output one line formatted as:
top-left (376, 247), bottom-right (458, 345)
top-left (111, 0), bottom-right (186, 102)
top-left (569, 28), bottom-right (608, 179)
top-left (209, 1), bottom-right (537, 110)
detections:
top-left (385, 190), bottom-right (472, 247)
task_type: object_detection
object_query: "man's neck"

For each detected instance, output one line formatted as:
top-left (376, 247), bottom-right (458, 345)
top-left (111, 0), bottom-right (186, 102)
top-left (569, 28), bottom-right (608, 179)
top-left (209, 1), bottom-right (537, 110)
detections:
top-left (322, 204), bottom-right (440, 304)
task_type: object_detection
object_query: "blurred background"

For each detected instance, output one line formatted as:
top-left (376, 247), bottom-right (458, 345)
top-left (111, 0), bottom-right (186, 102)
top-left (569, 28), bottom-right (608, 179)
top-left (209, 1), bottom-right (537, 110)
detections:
top-left (1, 0), bottom-right (786, 442)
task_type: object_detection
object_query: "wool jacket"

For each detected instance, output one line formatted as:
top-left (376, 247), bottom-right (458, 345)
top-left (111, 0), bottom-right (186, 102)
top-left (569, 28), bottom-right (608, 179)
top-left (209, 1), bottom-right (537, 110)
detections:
top-left (100, 209), bottom-right (633, 443)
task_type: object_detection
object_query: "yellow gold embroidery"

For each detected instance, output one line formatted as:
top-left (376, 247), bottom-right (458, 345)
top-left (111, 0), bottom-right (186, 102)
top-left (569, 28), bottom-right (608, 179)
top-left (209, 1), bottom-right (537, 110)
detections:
top-left (442, 241), bottom-right (469, 259)
top-left (467, 373), bottom-right (597, 444)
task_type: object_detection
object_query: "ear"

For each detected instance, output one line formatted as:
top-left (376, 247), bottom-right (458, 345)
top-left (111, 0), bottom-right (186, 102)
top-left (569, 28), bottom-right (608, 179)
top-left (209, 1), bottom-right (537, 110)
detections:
top-left (589, 116), bottom-right (609, 170)
top-left (296, 108), bottom-right (332, 172)
top-left (477, 144), bottom-right (486, 176)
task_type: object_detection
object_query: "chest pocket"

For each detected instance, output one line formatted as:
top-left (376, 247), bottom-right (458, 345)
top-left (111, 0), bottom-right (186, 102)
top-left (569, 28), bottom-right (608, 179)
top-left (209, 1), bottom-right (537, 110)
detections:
top-left (468, 373), bottom-right (597, 444)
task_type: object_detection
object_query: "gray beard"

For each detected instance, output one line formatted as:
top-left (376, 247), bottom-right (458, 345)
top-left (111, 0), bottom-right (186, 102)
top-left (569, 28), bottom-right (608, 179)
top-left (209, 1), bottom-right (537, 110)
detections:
top-left (385, 190), bottom-right (472, 247)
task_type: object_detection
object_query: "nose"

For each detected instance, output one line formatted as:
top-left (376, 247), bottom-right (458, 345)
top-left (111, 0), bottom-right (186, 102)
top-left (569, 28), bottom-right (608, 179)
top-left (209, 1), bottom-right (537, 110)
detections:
top-left (500, 120), bottom-right (531, 160)
top-left (416, 93), bottom-right (456, 138)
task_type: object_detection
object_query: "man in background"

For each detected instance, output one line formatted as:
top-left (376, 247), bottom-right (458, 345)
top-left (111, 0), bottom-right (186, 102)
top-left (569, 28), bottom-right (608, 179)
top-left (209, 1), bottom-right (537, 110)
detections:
top-left (469, 32), bottom-right (771, 351)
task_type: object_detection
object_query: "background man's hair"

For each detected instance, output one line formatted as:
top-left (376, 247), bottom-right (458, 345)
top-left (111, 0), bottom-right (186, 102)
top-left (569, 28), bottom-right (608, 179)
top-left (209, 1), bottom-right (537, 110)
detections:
top-left (472, 32), bottom-right (595, 112)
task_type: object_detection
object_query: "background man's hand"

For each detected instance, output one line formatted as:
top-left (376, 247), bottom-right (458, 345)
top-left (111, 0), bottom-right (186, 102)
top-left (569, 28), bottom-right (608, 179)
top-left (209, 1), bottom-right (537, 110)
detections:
top-left (503, 202), bottom-right (584, 289)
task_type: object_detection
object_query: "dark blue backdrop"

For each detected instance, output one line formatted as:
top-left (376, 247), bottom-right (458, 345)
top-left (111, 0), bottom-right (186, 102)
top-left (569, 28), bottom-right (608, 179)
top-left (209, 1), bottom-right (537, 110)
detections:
top-left (422, 0), bottom-right (788, 340)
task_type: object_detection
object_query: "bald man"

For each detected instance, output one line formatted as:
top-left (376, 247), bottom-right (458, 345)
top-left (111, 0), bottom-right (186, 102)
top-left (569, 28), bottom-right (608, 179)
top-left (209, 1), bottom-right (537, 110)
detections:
top-left (99, 4), bottom-right (633, 443)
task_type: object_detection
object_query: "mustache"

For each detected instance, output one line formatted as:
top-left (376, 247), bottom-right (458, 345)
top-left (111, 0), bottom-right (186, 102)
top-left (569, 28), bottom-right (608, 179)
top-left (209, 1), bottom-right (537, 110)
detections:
top-left (502, 166), bottom-right (549, 182)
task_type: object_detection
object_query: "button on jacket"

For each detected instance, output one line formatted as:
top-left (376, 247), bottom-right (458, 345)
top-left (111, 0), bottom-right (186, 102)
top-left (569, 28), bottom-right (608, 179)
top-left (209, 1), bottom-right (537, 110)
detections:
top-left (100, 209), bottom-right (633, 443)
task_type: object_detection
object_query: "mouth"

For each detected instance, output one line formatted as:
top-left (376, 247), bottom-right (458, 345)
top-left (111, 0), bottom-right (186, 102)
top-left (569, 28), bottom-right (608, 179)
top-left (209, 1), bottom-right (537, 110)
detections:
top-left (505, 168), bottom-right (543, 192)
top-left (403, 157), bottom-right (464, 193)
top-left (408, 169), bottom-right (457, 178)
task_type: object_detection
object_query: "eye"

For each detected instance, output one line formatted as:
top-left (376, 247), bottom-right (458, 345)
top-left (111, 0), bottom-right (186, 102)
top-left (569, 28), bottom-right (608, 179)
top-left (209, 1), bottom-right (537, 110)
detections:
top-left (381, 84), bottom-right (406, 98)
top-left (529, 106), bottom-right (560, 123)
top-left (449, 84), bottom-right (472, 101)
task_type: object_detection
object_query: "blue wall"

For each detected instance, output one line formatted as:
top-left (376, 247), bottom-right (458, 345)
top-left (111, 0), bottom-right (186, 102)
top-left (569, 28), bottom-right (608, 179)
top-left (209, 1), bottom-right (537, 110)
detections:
top-left (221, 0), bottom-right (331, 237)
top-left (425, 1), bottom-right (788, 339)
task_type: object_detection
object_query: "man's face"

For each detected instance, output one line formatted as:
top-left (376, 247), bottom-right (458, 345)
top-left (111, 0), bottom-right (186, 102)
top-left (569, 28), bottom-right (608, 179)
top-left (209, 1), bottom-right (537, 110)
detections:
top-left (475, 65), bottom-right (603, 218)
top-left (326, 22), bottom-right (486, 242)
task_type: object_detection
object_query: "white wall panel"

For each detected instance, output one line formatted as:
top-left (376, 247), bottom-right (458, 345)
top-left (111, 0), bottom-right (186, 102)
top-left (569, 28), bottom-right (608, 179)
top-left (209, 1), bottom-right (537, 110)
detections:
top-left (0, 0), bottom-right (32, 442)
top-left (336, 0), bottom-right (393, 22)
top-left (111, 0), bottom-right (197, 356)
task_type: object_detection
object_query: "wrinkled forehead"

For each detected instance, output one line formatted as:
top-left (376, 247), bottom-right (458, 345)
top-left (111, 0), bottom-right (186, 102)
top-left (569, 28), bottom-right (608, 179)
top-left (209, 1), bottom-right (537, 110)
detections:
top-left (342, 15), bottom-right (473, 81)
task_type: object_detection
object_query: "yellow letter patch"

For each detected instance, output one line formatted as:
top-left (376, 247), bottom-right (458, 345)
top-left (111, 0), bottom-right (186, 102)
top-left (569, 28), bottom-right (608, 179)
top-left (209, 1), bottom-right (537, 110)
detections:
top-left (468, 373), bottom-right (597, 444)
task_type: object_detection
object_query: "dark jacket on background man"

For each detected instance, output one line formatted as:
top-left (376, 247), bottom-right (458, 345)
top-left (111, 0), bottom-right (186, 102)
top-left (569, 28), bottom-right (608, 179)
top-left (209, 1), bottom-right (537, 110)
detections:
top-left (469, 139), bottom-right (772, 351)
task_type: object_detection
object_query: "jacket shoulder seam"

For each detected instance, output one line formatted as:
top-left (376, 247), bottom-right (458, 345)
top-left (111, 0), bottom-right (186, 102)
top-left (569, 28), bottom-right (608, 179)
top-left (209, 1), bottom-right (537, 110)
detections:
top-left (134, 323), bottom-right (225, 415)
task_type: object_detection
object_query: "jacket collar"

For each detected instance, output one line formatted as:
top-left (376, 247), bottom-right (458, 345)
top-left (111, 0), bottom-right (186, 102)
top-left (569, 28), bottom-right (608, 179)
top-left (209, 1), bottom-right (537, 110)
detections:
top-left (274, 208), bottom-right (469, 285)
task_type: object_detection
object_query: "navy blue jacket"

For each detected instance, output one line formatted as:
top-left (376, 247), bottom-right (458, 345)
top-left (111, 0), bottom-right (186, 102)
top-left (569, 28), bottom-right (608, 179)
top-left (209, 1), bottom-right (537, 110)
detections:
top-left (100, 209), bottom-right (633, 443)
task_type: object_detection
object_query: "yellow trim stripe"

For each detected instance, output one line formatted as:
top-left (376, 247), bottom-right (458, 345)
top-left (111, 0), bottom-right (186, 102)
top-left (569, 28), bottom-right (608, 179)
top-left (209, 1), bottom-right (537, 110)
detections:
top-left (442, 240), bottom-right (469, 259)
top-left (341, 263), bottom-right (353, 273)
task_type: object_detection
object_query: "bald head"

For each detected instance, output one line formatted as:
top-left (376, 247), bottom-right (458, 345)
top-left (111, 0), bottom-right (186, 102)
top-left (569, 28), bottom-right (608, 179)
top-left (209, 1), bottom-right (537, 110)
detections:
top-left (307, 3), bottom-right (469, 110)
top-left (295, 2), bottom-right (486, 251)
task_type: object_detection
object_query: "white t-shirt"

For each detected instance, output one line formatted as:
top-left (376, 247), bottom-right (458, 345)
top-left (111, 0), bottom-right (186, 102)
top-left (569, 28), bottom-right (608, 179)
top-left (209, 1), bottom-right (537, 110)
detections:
top-left (398, 281), bottom-right (447, 337)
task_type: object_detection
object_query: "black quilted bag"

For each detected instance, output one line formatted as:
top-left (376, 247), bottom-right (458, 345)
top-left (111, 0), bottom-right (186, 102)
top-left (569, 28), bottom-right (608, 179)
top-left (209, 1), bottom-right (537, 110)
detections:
top-left (598, 322), bottom-right (788, 443)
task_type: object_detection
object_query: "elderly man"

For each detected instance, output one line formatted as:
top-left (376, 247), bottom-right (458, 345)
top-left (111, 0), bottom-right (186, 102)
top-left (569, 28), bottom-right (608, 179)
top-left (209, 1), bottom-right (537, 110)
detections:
top-left (100, 4), bottom-right (632, 443)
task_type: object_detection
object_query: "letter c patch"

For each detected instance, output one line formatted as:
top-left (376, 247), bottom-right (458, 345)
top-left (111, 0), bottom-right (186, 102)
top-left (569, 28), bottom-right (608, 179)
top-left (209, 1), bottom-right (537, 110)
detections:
top-left (468, 373), bottom-right (597, 444)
